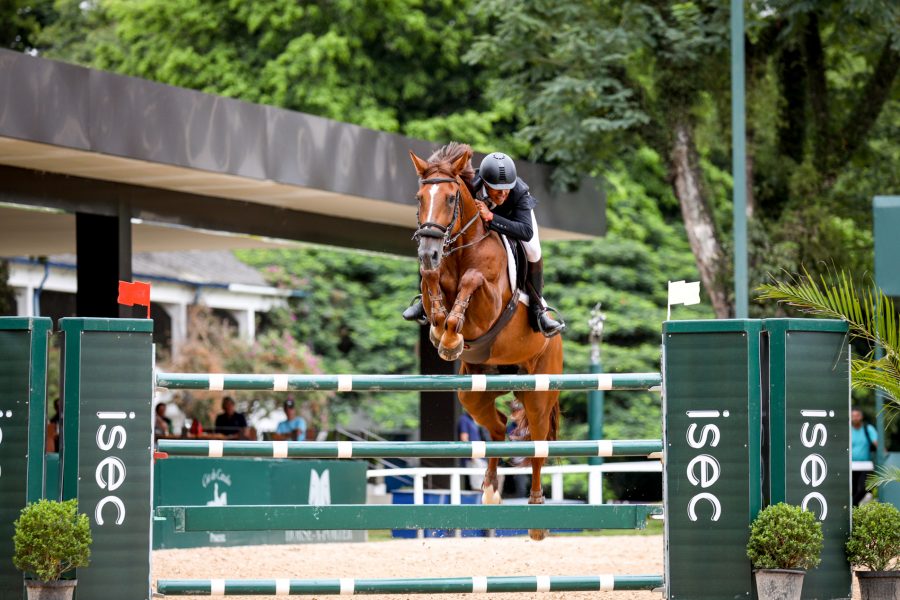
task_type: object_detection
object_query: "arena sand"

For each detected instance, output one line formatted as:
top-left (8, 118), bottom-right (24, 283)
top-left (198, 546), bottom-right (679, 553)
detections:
top-left (153, 534), bottom-right (862, 599)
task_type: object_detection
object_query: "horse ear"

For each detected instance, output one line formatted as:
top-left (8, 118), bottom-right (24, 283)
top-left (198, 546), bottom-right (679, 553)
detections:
top-left (450, 149), bottom-right (471, 176)
top-left (409, 151), bottom-right (429, 177)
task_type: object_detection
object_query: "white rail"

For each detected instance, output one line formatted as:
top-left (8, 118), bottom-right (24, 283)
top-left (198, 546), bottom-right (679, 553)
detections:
top-left (366, 461), bottom-right (662, 507)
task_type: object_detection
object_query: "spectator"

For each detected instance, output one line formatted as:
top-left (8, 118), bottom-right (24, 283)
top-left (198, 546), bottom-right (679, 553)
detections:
top-left (851, 407), bottom-right (878, 506)
top-left (154, 402), bottom-right (172, 438)
top-left (274, 399), bottom-right (307, 441)
top-left (214, 396), bottom-right (249, 440)
top-left (505, 400), bottom-right (530, 498)
top-left (458, 409), bottom-right (486, 490)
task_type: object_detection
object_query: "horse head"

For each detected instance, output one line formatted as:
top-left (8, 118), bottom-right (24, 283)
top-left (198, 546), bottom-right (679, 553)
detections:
top-left (409, 148), bottom-right (472, 271)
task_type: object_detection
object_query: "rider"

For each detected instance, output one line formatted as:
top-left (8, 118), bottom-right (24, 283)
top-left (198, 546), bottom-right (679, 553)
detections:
top-left (403, 152), bottom-right (565, 337)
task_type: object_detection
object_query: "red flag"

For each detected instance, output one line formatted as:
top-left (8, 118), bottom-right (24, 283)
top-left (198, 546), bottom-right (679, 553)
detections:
top-left (118, 280), bottom-right (151, 318)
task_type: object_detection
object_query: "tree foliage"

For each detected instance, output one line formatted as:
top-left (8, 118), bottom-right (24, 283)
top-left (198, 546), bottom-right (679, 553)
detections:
top-left (846, 501), bottom-right (900, 571)
top-left (36, 0), bottom-right (497, 134)
top-left (13, 499), bottom-right (91, 582)
top-left (467, 1), bottom-right (899, 317)
top-left (746, 502), bottom-right (823, 570)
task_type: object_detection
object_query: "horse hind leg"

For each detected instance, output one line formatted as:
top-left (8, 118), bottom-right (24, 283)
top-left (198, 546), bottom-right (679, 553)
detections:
top-left (457, 368), bottom-right (507, 505)
top-left (511, 389), bottom-right (559, 541)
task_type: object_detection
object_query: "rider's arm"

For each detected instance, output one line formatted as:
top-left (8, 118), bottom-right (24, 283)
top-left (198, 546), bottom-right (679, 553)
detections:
top-left (487, 201), bottom-right (534, 240)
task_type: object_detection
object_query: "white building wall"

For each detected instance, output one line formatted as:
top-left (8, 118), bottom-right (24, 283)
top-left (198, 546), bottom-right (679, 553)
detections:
top-left (7, 262), bottom-right (289, 355)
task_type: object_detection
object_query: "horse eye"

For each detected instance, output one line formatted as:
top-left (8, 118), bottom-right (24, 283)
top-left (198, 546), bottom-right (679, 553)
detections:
top-left (446, 195), bottom-right (455, 203)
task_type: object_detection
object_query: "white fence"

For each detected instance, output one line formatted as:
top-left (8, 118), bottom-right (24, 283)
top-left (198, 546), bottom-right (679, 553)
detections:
top-left (367, 461), bottom-right (662, 506)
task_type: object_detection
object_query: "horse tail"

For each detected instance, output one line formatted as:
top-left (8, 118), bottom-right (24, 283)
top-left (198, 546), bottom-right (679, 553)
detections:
top-left (507, 396), bottom-right (561, 466)
top-left (508, 399), bottom-right (561, 443)
top-left (547, 398), bottom-right (560, 442)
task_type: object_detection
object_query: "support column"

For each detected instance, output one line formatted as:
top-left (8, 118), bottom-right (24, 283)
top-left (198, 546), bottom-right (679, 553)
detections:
top-left (59, 318), bottom-right (153, 600)
top-left (75, 206), bottom-right (132, 318)
top-left (14, 287), bottom-right (33, 317)
top-left (164, 303), bottom-right (188, 357)
top-left (765, 319), bottom-right (851, 599)
top-left (418, 325), bottom-right (457, 488)
top-left (0, 317), bottom-right (51, 600)
top-left (663, 319), bottom-right (762, 600)
top-left (231, 309), bottom-right (255, 342)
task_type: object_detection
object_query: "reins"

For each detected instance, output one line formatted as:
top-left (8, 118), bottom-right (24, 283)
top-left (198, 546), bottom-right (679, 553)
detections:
top-left (413, 175), bottom-right (490, 254)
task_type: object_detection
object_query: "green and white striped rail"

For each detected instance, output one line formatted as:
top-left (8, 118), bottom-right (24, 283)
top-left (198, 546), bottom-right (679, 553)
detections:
top-left (155, 372), bottom-right (662, 392)
top-left (156, 504), bottom-right (662, 532)
top-left (157, 439), bottom-right (663, 459)
top-left (156, 574), bottom-right (665, 595)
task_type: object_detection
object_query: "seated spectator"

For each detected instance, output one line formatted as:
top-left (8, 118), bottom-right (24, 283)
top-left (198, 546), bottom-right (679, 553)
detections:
top-left (154, 402), bottom-right (172, 438)
top-left (273, 398), bottom-right (307, 441)
top-left (214, 396), bottom-right (249, 439)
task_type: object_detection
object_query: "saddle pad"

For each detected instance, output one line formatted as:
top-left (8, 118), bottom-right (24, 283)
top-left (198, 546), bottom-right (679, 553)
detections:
top-left (501, 235), bottom-right (529, 306)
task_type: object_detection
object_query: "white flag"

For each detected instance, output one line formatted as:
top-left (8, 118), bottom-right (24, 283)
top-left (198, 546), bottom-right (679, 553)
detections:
top-left (668, 280), bottom-right (701, 306)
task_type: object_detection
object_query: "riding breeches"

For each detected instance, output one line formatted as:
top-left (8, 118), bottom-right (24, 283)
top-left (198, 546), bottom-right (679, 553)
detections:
top-left (523, 210), bottom-right (542, 262)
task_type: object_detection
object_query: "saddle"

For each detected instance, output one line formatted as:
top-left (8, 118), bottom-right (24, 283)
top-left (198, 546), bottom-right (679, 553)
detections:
top-left (460, 236), bottom-right (528, 364)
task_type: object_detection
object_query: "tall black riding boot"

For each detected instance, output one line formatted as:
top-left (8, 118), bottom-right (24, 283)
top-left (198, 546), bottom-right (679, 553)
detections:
top-left (526, 259), bottom-right (565, 337)
top-left (402, 295), bottom-right (428, 325)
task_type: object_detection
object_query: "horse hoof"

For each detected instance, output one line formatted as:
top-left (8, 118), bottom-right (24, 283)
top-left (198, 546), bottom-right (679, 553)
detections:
top-left (438, 340), bottom-right (464, 361)
top-left (481, 485), bottom-right (502, 505)
top-left (528, 528), bottom-right (548, 541)
top-left (429, 326), bottom-right (441, 349)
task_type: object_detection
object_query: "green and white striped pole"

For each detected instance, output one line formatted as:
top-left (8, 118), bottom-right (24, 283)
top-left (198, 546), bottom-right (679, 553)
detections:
top-left (156, 372), bottom-right (662, 392)
top-left (157, 439), bottom-right (663, 459)
top-left (157, 574), bottom-right (665, 595)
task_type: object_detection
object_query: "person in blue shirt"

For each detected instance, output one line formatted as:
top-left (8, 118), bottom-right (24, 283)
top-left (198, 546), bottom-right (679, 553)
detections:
top-left (275, 398), bottom-right (307, 441)
top-left (851, 407), bottom-right (878, 506)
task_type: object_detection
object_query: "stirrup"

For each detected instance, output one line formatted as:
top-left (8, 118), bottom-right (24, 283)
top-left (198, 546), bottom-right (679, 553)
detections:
top-left (402, 295), bottom-right (428, 325)
top-left (537, 306), bottom-right (565, 338)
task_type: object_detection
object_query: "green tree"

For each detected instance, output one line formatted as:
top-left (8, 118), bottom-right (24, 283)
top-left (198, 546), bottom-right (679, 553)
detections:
top-left (1, 0), bottom-right (55, 51)
top-left (38, 0), bottom-right (498, 134)
top-left (467, 1), bottom-right (899, 318)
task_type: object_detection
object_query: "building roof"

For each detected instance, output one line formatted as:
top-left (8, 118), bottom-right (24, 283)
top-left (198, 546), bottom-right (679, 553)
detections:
top-left (0, 49), bottom-right (605, 256)
top-left (38, 251), bottom-right (269, 287)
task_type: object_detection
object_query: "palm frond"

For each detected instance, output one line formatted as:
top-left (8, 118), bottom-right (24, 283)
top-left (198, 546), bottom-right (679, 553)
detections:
top-left (757, 268), bottom-right (900, 415)
top-left (852, 358), bottom-right (900, 407)
top-left (866, 465), bottom-right (900, 491)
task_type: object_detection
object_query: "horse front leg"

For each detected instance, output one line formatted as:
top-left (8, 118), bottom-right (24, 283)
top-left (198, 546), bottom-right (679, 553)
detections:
top-left (438, 269), bottom-right (484, 361)
top-left (421, 270), bottom-right (448, 349)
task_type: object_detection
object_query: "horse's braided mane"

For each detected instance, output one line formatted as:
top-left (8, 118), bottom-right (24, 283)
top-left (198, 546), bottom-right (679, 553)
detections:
top-left (424, 142), bottom-right (475, 186)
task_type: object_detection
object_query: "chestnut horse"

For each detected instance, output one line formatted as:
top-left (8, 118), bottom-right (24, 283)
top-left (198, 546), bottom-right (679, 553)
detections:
top-left (409, 142), bottom-right (563, 541)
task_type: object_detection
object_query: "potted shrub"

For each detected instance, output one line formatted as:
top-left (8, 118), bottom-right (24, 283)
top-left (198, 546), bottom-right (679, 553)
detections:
top-left (746, 503), bottom-right (823, 600)
top-left (846, 501), bottom-right (900, 599)
top-left (13, 499), bottom-right (92, 600)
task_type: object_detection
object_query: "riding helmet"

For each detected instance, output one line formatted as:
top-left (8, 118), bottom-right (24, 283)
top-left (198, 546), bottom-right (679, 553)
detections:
top-left (480, 153), bottom-right (517, 190)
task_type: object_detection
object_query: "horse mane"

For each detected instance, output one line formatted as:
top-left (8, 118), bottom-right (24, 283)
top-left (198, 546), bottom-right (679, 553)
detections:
top-left (424, 142), bottom-right (475, 186)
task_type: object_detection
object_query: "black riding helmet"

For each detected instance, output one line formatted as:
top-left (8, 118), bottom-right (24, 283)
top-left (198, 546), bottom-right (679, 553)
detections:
top-left (480, 153), bottom-right (517, 190)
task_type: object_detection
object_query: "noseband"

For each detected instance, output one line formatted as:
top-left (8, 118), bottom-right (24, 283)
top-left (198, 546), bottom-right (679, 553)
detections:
top-left (413, 176), bottom-right (483, 254)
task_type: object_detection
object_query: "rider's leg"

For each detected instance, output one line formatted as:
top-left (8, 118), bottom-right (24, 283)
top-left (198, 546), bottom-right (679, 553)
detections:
top-left (402, 294), bottom-right (427, 324)
top-left (522, 212), bottom-right (564, 337)
top-left (525, 259), bottom-right (565, 337)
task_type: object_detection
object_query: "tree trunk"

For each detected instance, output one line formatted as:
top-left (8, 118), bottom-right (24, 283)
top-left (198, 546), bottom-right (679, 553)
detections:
top-left (670, 122), bottom-right (732, 318)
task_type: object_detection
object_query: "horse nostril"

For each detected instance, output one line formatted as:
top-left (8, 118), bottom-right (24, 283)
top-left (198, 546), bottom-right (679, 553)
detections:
top-left (431, 251), bottom-right (439, 262)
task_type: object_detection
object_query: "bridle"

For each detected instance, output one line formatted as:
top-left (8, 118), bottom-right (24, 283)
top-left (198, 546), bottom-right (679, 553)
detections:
top-left (413, 176), bottom-right (487, 255)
